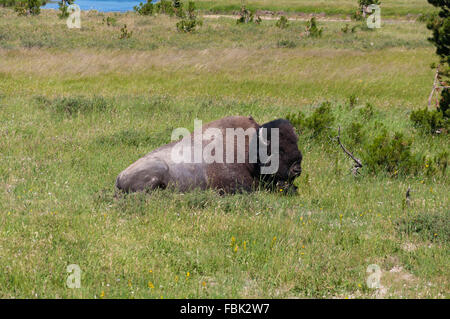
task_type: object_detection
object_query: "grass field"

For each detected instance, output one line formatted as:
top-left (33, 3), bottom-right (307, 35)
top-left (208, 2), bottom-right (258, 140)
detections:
top-left (194, 0), bottom-right (436, 17)
top-left (0, 6), bottom-right (448, 299)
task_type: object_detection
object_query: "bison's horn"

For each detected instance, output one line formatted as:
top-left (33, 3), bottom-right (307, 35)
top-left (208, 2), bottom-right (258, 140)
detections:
top-left (259, 128), bottom-right (269, 146)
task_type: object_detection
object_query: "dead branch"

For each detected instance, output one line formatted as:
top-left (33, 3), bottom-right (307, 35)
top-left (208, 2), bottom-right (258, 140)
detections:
top-left (336, 126), bottom-right (363, 176)
top-left (428, 69), bottom-right (439, 109)
top-left (405, 186), bottom-right (411, 206)
top-left (428, 68), bottom-right (450, 109)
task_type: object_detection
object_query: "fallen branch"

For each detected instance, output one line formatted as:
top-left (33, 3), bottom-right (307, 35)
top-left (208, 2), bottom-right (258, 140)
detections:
top-left (336, 126), bottom-right (363, 176)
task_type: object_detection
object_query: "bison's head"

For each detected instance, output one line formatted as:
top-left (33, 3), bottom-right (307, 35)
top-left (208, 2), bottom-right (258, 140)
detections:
top-left (258, 119), bottom-right (302, 192)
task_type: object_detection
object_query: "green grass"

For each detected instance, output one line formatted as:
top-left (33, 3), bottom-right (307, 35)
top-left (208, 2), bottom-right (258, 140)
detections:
top-left (0, 8), bottom-right (448, 298)
top-left (194, 0), bottom-right (437, 17)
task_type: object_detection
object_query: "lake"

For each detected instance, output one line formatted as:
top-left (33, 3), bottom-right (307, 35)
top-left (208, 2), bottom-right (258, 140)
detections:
top-left (43, 0), bottom-right (160, 13)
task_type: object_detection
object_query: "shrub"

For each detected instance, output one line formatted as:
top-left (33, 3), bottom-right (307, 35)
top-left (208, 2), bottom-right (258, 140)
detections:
top-left (134, 0), bottom-right (154, 16)
top-left (359, 102), bottom-right (375, 119)
top-left (172, 0), bottom-right (184, 18)
top-left (119, 24), bottom-right (133, 39)
top-left (304, 102), bottom-right (335, 136)
top-left (58, 0), bottom-right (74, 19)
top-left (0, 0), bottom-right (19, 7)
top-left (155, 0), bottom-right (174, 15)
top-left (176, 1), bottom-right (202, 33)
top-left (286, 110), bottom-right (306, 132)
top-left (347, 121), bottom-right (365, 146)
top-left (103, 16), bottom-right (117, 26)
top-left (426, 0), bottom-right (450, 115)
top-left (417, 12), bottom-right (437, 23)
top-left (276, 16), bottom-right (289, 29)
top-left (236, 5), bottom-right (254, 24)
top-left (287, 102), bottom-right (335, 138)
top-left (362, 129), bottom-right (421, 176)
top-left (410, 108), bottom-right (448, 134)
top-left (341, 24), bottom-right (350, 33)
top-left (341, 23), bottom-right (360, 34)
top-left (303, 17), bottom-right (323, 38)
top-left (351, 1), bottom-right (381, 24)
top-left (348, 94), bottom-right (358, 108)
top-left (14, 0), bottom-right (42, 16)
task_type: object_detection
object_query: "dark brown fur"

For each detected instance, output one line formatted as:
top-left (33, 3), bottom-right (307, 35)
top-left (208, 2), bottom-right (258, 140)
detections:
top-left (116, 116), bottom-right (302, 194)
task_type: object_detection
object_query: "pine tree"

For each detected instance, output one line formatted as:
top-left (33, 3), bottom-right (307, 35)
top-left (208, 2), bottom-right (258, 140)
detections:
top-left (427, 0), bottom-right (450, 116)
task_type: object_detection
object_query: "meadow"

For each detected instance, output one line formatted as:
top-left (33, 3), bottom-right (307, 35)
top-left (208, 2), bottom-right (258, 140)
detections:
top-left (194, 0), bottom-right (436, 17)
top-left (0, 5), bottom-right (448, 298)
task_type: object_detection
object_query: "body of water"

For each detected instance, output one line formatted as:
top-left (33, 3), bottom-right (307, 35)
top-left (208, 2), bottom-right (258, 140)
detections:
top-left (43, 0), bottom-right (160, 13)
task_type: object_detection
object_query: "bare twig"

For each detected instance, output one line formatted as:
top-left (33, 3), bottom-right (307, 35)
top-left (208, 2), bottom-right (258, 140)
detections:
top-left (428, 69), bottom-right (439, 109)
top-left (428, 68), bottom-right (450, 110)
top-left (336, 126), bottom-right (363, 176)
top-left (405, 186), bottom-right (411, 206)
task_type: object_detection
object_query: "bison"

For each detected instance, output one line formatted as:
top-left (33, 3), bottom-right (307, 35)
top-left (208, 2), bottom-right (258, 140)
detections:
top-left (115, 116), bottom-right (302, 194)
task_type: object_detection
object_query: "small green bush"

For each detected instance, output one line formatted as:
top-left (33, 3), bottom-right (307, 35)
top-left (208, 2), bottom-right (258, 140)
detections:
top-left (176, 1), bottom-right (202, 33)
top-left (0, 0), bottom-right (19, 7)
top-left (14, 0), bottom-right (42, 16)
top-left (304, 102), bottom-right (334, 136)
top-left (236, 5), bottom-right (254, 24)
top-left (410, 108), bottom-right (448, 134)
top-left (304, 17), bottom-right (323, 38)
top-left (58, 0), bottom-right (74, 19)
top-left (134, 0), bottom-right (154, 16)
top-left (347, 121), bottom-right (365, 146)
top-left (172, 0), bottom-right (184, 18)
top-left (103, 16), bottom-right (117, 26)
top-left (276, 16), bottom-right (289, 29)
top-left (359, 102), bottom-right (374, 120)
top-left (348, 94), bottom-right (358, 108)
top-left (119, 24), bottom-right (133, 39)
top-left (341, 24), bottom-right (350, 33)
top-left (155, 0), bottom-right (174, 15)
top-left (287, 102), bottom-right (334, 138)
top-left (362, 129), bottom-right (421, 176)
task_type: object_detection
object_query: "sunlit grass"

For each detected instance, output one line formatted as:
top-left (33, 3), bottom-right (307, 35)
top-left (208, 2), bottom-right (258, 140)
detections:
top-left (0, 8), bottom-right (448, 299)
